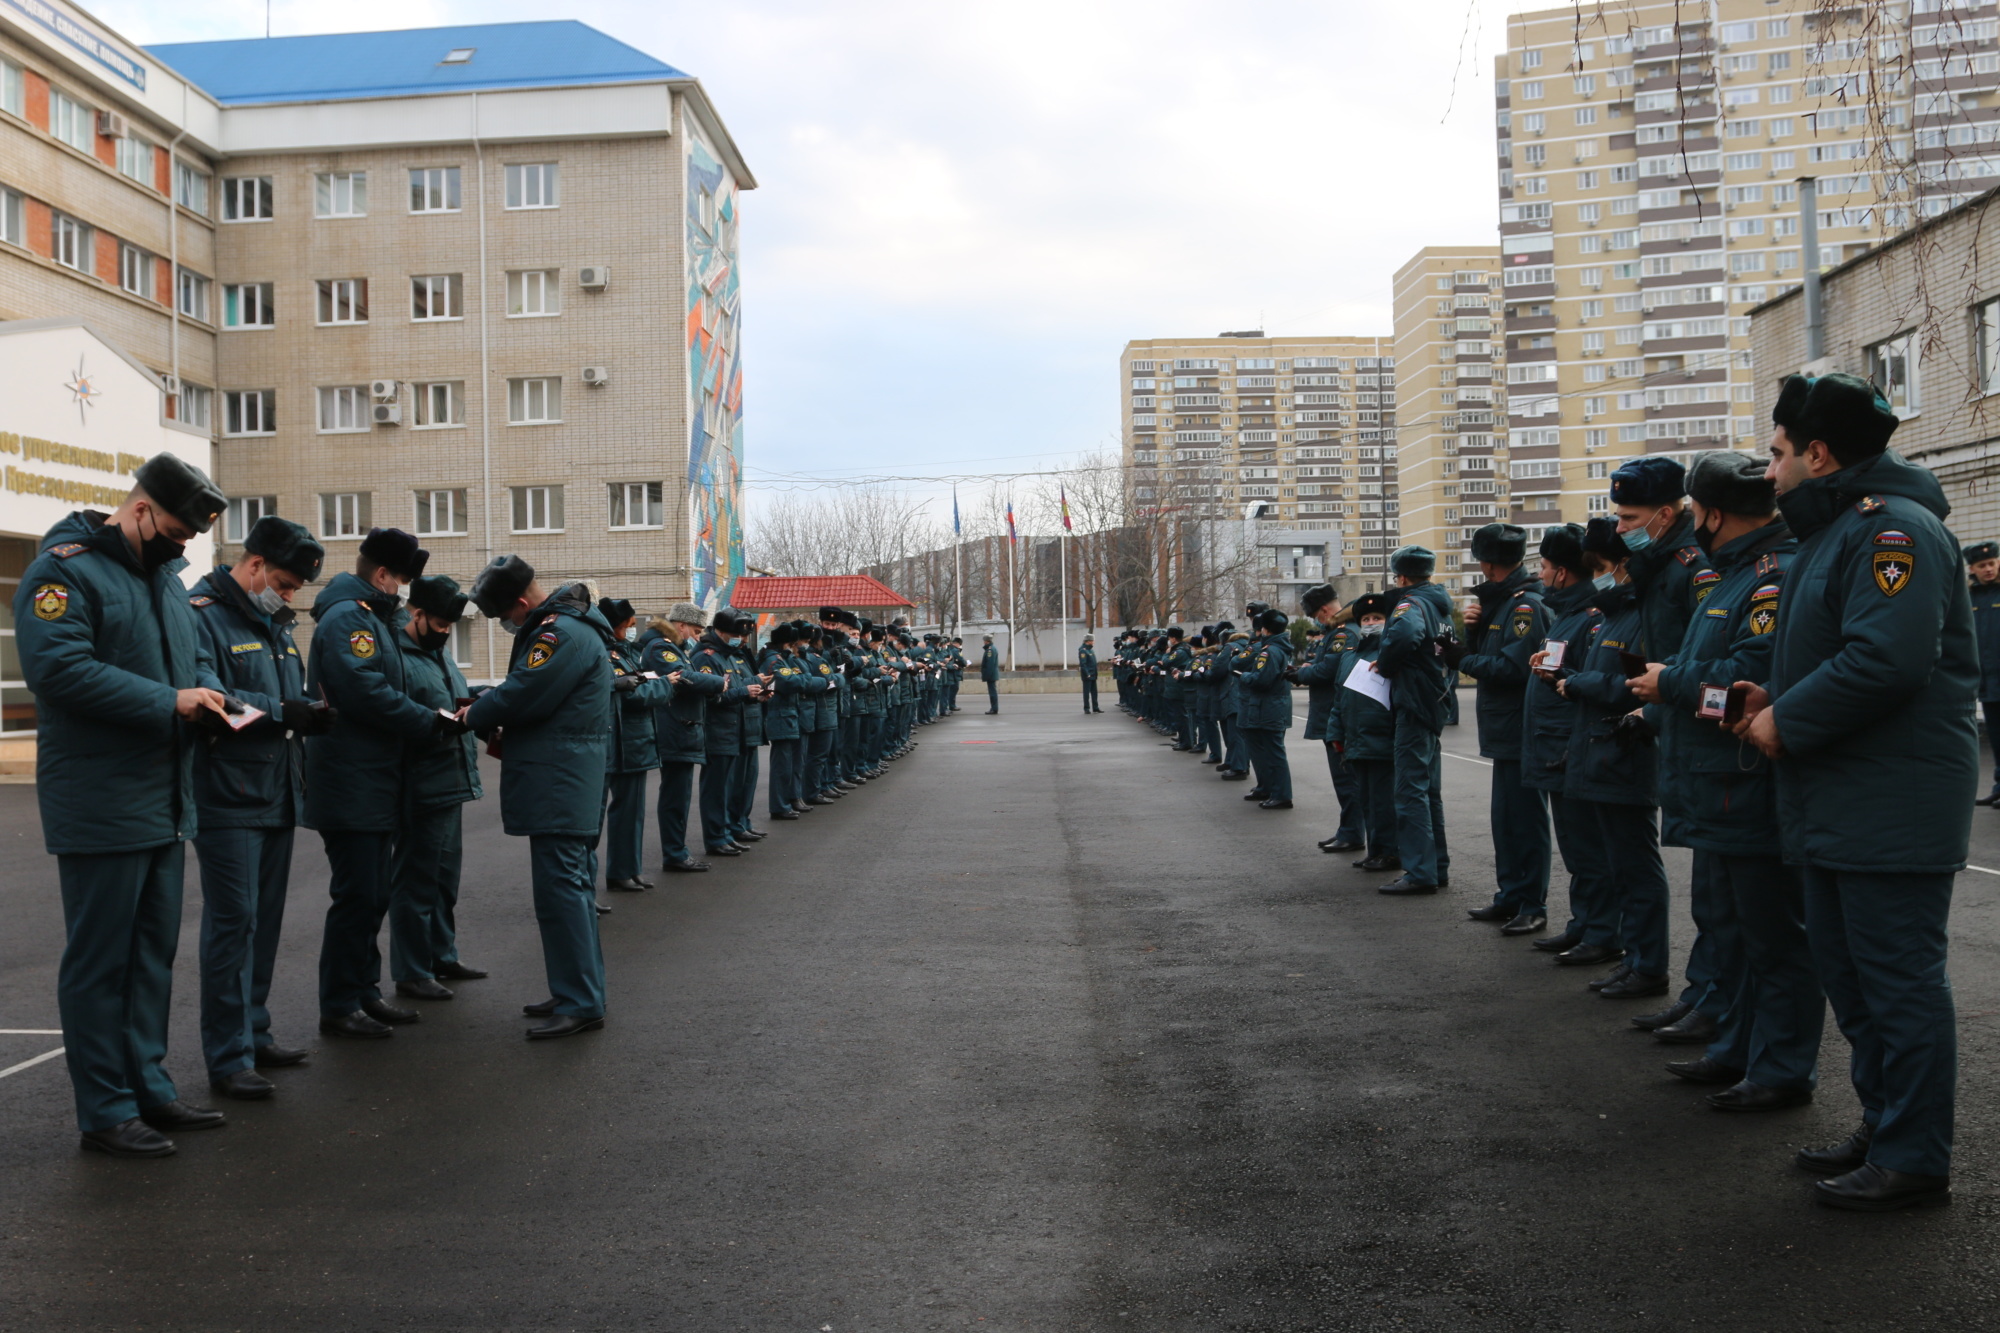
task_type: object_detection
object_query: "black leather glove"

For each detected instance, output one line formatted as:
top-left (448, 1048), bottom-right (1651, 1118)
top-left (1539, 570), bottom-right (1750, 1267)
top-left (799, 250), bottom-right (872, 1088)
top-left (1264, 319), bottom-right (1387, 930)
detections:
top-left (1438, 633), bottom-right (1470, 670)
top-left (281, 698), bottom-right (318, 733)
top-left (612, 673), bottom-right (641, 694)
top-left (435, 711), bottom-right (472, 738)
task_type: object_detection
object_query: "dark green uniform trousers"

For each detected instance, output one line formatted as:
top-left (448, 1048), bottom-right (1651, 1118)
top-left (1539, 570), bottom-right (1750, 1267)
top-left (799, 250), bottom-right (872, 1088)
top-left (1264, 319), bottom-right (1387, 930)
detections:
top-left (1350, 757), bottom-right (1396, 857)
top-left (767, 737), bottom-right (802, 815)
top-left (1487, 760), bottom-right (1550, 914)
top-left (1391, 720), bottom-right (1449, 886)
top-left (1592, 802), bottom-right (1667, 977)
top-left (1685, 850), bottom-right (1747, 1062)
top-left (728, 744), bottom-right (761, 838)
top-left (1221, 714), bottom-right (1247, 774)
top-left (530, 833), bottom-right (607, 1019)
top-left (602, 770), bottom-right (649, 883)
top-left (1241, 727), bottom-right (1291, 800)
top-left (1804, 868), bottom-right (1956, 1176)
top-left (318, 830), bottom-right (394, 1018)
top-left (57, 845), bottom-right (185, 1131)
top-left (195, 826), bottom-right (294, 1077)
top-left (699, 753), bottom-right (737, 849)
top-left (1703, 852), bottom-right (1822, 1091)
top-left (1080, 675), bottom-right (1099, 711)
top-left (656, 761), bottom-right (697, 866)
top-left (389, 804), bottom-right (465, 984)
top-left (1550, 792), bottom-right (1618, 947)
top-left (1326, 744), bottom-right (1361, 841)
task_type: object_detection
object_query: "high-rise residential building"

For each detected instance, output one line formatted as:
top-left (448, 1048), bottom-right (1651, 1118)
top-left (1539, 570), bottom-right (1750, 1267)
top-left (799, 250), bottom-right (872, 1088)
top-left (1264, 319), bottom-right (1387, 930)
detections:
top-left (1494, 1), bottom-right (1948, 528)
top-left (1120, 333), bottom-right (1399, 601)
top-left (1392, 247), bottom-right (1505, 592)
top-left (0, 7), bottom-right (753, 705)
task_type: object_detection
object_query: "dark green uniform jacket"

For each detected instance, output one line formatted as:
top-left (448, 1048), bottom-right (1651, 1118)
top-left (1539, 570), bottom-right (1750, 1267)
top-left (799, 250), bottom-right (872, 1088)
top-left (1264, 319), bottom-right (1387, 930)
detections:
top-left (1518, 581), bottom-right (1600, 794)
top-left (643, 632), bottom-right (725, 765)
top-left (605, 639), bottom-right (667, 774)
top-left (737, 640), bottom-right (767, 748)
top-left (1458, 567), bottom-right (1547, 761)
top-left (822, 647), bottom-right (863, 724)
top-left (1625, 508), bottom-right (1715, 670)
top-left (1295, 621), bottom-right (1355, 741)
top-left (15, 511), bottom-right (222, 854)
top-left (397, 628), bottom-right (484, 809)
top-left (304, 573), bottom-right (440, 831)
top-left (1561, 583), bottom-right (1656, 807)
top-left (1078, 646), bottom-right (1097, 676)
top-left (1769, 449), bottom-right (1979, 873)
top-left (188, 566), bottom-right (308, 828)
top-left (1324, 633), bottom-right (1393, 760)
top-left (980, 646), bottom-right (1000, 681)
top-left (464, 586), bottom-right (615, 837)
top-left (1377, 581), bottom-right (1455, 733)
top-left (1970, 578), bottom-right (2000, 702)
top-left (1218, 636), bottom-right (1249, 716)
top-left (1234, 633), bottom-right (1293, 731)
top-left (1191, 646), bottom-right (1225, 721)
top-left (1655, 522), bottom-right (1792, 856)
top-left (690, 630), bottom-right (751, 756)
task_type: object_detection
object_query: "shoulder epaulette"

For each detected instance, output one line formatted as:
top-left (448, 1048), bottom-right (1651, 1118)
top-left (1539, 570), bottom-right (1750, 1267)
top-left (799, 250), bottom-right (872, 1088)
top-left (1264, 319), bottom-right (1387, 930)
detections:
top-left (48, 542), bottom-right (87, 559)
top-left (1755, 552), bottom-right (1783, 577)
top-left (1855, 495), bottom-right (1886, 515)
top-left (1674, 546), bottom-right (1701, 565)
top-left (189, 594), bottom-right (215, 606)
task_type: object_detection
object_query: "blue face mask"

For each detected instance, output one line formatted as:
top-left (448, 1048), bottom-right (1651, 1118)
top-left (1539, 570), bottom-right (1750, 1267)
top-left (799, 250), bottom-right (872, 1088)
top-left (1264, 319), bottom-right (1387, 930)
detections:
top-left (1620, 525), bottom-right (1653, 553)
top-left (1593, 572), bottom-right (1618, 591)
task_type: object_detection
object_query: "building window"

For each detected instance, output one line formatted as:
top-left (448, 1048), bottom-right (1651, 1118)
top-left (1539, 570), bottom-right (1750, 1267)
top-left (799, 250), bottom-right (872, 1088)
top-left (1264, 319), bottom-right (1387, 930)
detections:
top-left (174, 161), bottom-right (210, 216)
top-left (315, 172), bottom-right (367, 217)
top-left (317, 385), bottom-right (370, 433)
top-left (450, 620), bottom-right (474, 669)
top-left (1867, 333), bottom-right (1919, 416)
top-left (48, 89), bottom-right (93, 152)
top-left (504, 162), bottom-right (559, 209)
top-left (224, 495), bottom-right (275, 543)
top-left (51, 214), bottom-right (91, 273)
top-left (319, 492), bottom-right (372, 539)
top-left (176, 268), bottom-right (210, 321)
top-left (118, 245), bottom-right (150, 296)
top-left (507, 377), bottom-right (562, 424)
top-left (116, 135), bottom-right (152, 183)
top-left (413, 488), bottom-right (467, 536)
top-left (506, 269), bottom-right (560, 316)
top-left (608, 481), bottom-right (663, 529)
top-left (1, 57), bottom-right (21, 117)
top-left (411, 273), bottom-right (463, 321)
top-left (409, 167), bottom-right (461, 213)
top-left (316, 278), bottom-right (368, 324)
top-left (0, 187), bottom-right (20, 246)
top-left (223, 282), bottom-right (274, 328)
top-left (178, 383), bottom-right (213, 431)
top-left (414, 381), bottom-right (465, 427)
top-left (1979, 300), bottom-right (2000, 396)
top-left (224, 390), bottom-right (277, 437)
top-left (511, 485), bottom-right (563, 533)
top-left (220, 176), bottom-right (274, 221)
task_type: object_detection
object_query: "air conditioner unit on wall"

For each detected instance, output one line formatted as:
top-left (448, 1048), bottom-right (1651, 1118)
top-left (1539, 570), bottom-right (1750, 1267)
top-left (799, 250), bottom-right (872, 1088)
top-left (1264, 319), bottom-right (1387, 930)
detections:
top-left (97, 110), bottom-right (127, 139)
top-left (160, 374), bottom-right (181, 397)
top-left (581, 366), bottom-right (610, 386)
top-left (578, 266), bottom-right (610, 290)
top-left (370, 379), bottom-right (399, 400)
top-left (372, 403), bottom-right (402, 426)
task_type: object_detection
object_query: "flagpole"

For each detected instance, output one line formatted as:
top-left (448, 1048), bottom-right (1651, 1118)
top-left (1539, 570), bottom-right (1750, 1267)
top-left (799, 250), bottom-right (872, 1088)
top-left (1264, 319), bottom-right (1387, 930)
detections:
top-left (1006, 526), bottom-right (1015, 672)
top-left (1060, 529), bottom-right (1068, 672)
top-left (952, 485), bottom-right (963, 634)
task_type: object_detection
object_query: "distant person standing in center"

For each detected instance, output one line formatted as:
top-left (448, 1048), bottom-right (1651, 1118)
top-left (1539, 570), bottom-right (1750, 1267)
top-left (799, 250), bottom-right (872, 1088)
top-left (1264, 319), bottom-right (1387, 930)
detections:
top-left (1078, 635), bottom-right (1101, 713)
top-left (981, 635), bottom-right (1001, 713)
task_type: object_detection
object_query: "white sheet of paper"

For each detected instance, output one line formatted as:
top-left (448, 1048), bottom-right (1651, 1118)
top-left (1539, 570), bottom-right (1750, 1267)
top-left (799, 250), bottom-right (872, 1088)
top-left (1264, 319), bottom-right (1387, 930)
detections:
top-left (1342, 662), bottom-right (1393, 709)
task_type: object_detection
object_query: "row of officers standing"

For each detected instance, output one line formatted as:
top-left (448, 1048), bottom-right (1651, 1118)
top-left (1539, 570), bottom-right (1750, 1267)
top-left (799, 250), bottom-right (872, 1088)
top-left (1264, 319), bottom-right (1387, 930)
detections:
top-left (14, 453), bottom-right (965, 1159)
top-left (1107, 373), bottom-right (1975, 1213)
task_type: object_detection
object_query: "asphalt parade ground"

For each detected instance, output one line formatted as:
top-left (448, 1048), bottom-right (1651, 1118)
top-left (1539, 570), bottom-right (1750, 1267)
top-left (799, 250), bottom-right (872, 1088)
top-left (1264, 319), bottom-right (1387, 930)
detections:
top-left (2, 692), bottom-right (1997, 1332)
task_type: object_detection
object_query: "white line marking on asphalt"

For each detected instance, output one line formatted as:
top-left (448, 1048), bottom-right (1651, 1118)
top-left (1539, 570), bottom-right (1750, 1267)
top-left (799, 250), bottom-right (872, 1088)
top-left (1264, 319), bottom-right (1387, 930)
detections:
top-left (0, 1030), bottom-right (62, 1035)
top-left (1291, 710), bottom-right (1495, 766)
top-left (0, 1047), bottom-right (64, 1080)
top-left (1968, 865), bottom-right (2000, 877)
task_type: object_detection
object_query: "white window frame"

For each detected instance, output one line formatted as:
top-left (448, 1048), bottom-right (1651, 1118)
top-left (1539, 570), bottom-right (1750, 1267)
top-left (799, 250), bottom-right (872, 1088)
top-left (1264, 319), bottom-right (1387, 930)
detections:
top-left (0, 187), bottom-right (21, 248)
top-left (0, 57), bottom-right (22, 118)
top-left (118, 244), bottom-right (150, 296)
top-left (410, 273), bottom-right (463, 321)
top-left (450, 620), bottom-right (475, 669)
top-left (414, 381), bottom-right (465, 428)
top-left (413, 488), bottom-right (467, 536)
top-left (1866, 332), bottom-right (1919, 417)
top-left (507, 377), bottom-right (562, 424)
top-left (176, 268), bottom-right (210, 321)
top-left (319, 492), bottom-right (372, 539)
top-left (48, 89), bottom-right (92, 152)
top-left (115, 135), bottom-right (151, 183)
top-left (314, 172), bottom-right (367, 218)
top-left (174, 161), bottom-right (209, 216)
top-left (504, 162), bottom-right (559, 209)
top-left (317, 385), bottom-right (370, 434)
top-left (511, 485), bottom-right (564, 533)
top-left (316, 278), bottom-right (368, 325)
top-left (1978, 299), bottom-right (2000, 397)
top-left (178, 383), bottom-right (213, 432)
top-left (408, 166), bottom-right (461, 214)
top-left (224, 495), bottom-right (275, 543)
top-left (223, 390), bottom-right (276, 437)
top-left (608, 481), bottom-right (664, 530)
top-left (220, 176), bottom-right (274, 222)
top-left (51, 213), bottom-right (91, 273)
top-left (506, 269), bottom-right (560, 317)
top-left (223, 282), bottom-right (274, 329)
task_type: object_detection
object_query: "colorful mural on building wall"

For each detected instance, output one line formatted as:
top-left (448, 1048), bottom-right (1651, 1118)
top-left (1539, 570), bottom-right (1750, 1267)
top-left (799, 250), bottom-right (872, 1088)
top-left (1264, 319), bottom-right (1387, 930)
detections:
top-left (686, 121), bottom-right (745, 610)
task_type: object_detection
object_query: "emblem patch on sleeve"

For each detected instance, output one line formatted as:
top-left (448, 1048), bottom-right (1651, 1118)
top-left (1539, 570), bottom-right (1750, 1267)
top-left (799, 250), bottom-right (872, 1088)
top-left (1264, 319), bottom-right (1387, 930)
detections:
top-left (1872, 551), bottom-right (1913, 596)
top-left (1512, 609), bottom-right (1533, 637)
top-left (1692, 569), bottom-right (1722, 602)
top-left (1874, 530), bottom-right (1913, 547)
top-left (1748, 597), bottom-right (1779, 634)
top-left (32, 583), bottom-right (69, 620)
top-left (525, 632), bottom-right (559, 669)
top-left (349, 629), bottom-right (376, 658)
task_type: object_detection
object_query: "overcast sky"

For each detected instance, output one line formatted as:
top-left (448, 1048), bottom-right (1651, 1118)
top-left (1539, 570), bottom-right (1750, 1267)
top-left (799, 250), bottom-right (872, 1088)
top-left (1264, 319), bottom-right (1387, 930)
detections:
top-left (103, 0), bottom-right (1526, 511)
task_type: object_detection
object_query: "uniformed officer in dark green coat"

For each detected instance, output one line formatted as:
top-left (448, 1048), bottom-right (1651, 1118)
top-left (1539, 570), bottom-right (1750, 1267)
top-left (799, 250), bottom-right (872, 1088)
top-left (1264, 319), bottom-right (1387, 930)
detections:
top-left (17, 454), bottom-right (231, 1156)
top-left (1738, 373), bottom-right (1976, 1210)
top-left (1234, 609), bottom-right (1295, 807)
top-left (1376, 546), bottom-right (1455, 895)
top-left (188, 516), bottom-right (327, 1100)
top-left (467, 556), bottom-right (619, 1038)
top-left (599, 598), bottom-right (666, 893)
top-left (980, 636), bottom-right (1001, 712)
top-left (1078, 635), bottom-right (1101, 713)
top-left (1295, 586), bottom-right (1363, 850)
top-left (1454, 524), bottom-right (1551, 933)
top-left (727, 620), bottom-right (771, 845)
top-left (1964, 541), bottom-right (2000, 804)
top-left (305, 527), bottom-right (439, 1041)
top-left (691, 609), bottom-right (758, 855)
top-left (1324, 593), bottom-right (1396, 865)
top-left (388, 576), bottom-right (486, 997)
top-left (643, 602), bottom-right (726, 873)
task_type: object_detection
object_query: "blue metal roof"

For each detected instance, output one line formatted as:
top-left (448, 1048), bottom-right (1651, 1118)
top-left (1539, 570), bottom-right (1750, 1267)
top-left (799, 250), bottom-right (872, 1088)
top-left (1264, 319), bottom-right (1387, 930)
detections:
top-left (146, 21), bottom-right (687, 106)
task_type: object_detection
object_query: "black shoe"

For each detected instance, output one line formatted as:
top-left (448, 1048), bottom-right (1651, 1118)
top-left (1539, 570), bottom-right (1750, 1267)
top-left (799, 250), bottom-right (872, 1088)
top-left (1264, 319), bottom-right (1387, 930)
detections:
top-left (1218, 770), bottom-right (1250, 781)
top-left (209, 1069), bottom-right (275, 1101)
top-left (595, 899), bottom-right (612, 916)
top-left (1653, 1010), bottom-right (1721, 1045)
top-left (1555, 943), bottom-right (1625, 968)
top-left (139, 1099), bottom-right (226, 1132)
top-left (805, 797), bottom-right (832, 806)
top-left (395, 978), bottom-right (454, 1001)
top-left (1814, 1164), bottom-right (1951, 1212)
top-left (1708, 1081), bottom-right (1814, 1113)
top-left (606, 876), bottom-right (650, 892)
top-left (1665, 1055), bottom-right (1746, 1085)
top-left (1531, 928), bottom-right (1582, 953)
top-left (1598, 971), bottom-right (1669, 999)
top-left (771, 810), bottom-right (801, 820)
top-left (1797, 1122), bottom-right (1873, 1174)
top-left (1244, 789), bottom-right (1269, 801)
top-left (320, 1009), bottom-right (393, 1039)
top-left (1379, 875), bottom-right (1439, 895)
top-left (361, 998), bottom-right (420, 1025)
top-left (705, 845), bottom-right (742, 856)
top-left (1588, 962), bottom-right (1634, 991)
top-left (254, 1043), bottom-right (311, 1068)
top-left (1466, 904), bottom-right (1512, 922)
top-left (527, 1014), bottom-right (604, 1040)
top-left (1978, 791), bottom-right (2000, 807)
top-left (1630, 998), bottom-right (1695, 1032)
top-left (1355, 854), bottom-right (1401, 872)
top-left (436, 961), bottom-right (489, 981)
top-left (80, 1119), bottom-right (175, 1158)
top-left (1258, 799), bottom-right (1294, 810)
top-left (793, 800), bottom-right (814, 812)
top-left (1500, 911), bottom-right (1548, 936)
top-left (523, 997), bottom-right (559, 1017)
top-left (1321, 837), bottom-right (1364, 853)
top-left (663, 859), bottom-right (711, 873)
top-left (1171, 745), bottom-right (1194, 752)
top-left (738, 829), bottom-right (768, 840)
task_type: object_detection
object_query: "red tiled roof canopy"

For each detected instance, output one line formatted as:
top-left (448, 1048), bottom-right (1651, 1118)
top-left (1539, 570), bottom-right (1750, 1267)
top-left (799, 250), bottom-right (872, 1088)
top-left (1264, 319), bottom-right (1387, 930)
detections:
top-left (730, 574), bottom-right (911, 610)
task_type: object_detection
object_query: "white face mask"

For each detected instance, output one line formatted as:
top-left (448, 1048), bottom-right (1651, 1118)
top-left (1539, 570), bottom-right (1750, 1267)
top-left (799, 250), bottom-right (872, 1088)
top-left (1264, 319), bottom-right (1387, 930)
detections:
top-left (252, 584), bottom-right (287, 616)
top-left (623, 626), bottom-right (638, 642)
top-left (499, 618), bottom-right (523, 636)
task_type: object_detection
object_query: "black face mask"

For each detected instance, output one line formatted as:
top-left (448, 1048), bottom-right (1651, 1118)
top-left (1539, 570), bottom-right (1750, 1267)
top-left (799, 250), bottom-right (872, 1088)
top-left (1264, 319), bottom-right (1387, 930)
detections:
top-left (1692, 513), bottom-right (1722, 557)
top-left (135, 509), bottom-right (186, 571)
top-left (415, 625), bottom-right (453, 652)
